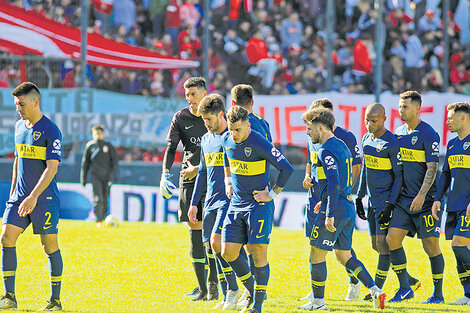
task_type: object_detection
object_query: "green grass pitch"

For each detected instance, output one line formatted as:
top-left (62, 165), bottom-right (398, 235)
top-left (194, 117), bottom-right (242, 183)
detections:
top-left (4, 220), bottom-right (467, 312)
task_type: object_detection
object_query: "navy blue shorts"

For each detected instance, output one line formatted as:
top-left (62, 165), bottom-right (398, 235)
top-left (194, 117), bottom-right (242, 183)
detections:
top-left (222, 205), bottom-right (273, 245)
top-left (3, 202), bottom-right (59, 235)
top-left (445, 210), bottom-right (470, 240)
top-left (367, 207), bottom-right (389, 236)
top-left (202, 207), bottom-right (228, 243)
top-left (389, 204), bottom-right (442, 239)
top-left (310, 216), bottom-right (354, 251)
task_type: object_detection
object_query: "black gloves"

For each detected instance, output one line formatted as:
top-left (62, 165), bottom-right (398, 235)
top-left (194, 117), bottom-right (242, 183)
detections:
top-left (378, 202), bottom-right (394, 224)
top-left (355, 198), bottom-right (367, 220)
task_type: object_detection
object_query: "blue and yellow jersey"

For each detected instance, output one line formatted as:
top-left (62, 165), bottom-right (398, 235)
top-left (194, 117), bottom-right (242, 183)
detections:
top-left (9, 115), bottom-right (62, 205)
top-left (395, 120), bottom-right (440, 212)
top-left (334, 126), bottom-right (362, 166)
top-left (249, 112), bottom-right (272, 142)
top-left (357, 130), bottom-right (403, 212)
top-left (317, 136), bottom-right (355, 218)
top-left (222, 130), bottom-right (293, 211)
top-left (306, 139), bottom-right (322, 202)
top-left (435, 135), bottom-right (470, 212)
top-left (191, 128), bottom-right (230, 211)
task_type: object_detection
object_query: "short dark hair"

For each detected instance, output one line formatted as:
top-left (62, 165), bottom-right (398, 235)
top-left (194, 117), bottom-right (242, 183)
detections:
top-left (302, 108), bottom-right (335, 131)
top-left (231, 84), bottom-right (253, 108)
top-left (11, 82), bottom-right (41, 101)
top-left (227, 106), bottom-right (249, 123)
top-left (184, 76), bottom-right (206, 91)
top-left (310, 98), bottom-right (334, 110)
top-left (400, 90), bottom-right (422, 107)
top-left (447, 102), bottom-right (470, 115)
top-left (198, 94), bottom-right (226, 116)
top-left (92, 125), bottom-right (104, 132)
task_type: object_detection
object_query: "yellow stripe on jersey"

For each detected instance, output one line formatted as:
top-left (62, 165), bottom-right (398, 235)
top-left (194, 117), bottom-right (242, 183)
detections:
top-left (16, 144), bottom-right (46, 160)
top-left (448, 154), bottom-right (470, 169)
top-left (310, 151), bottom-right (318, 164)
top-left (205, 152), bottom-right (224, 167)
top-left (317, 166), bottom-right (326, 180)
top-left (400, 147), bottom-right (425, 163)
top-left (364, 154), bottom-right (392, 170)
top-left (228, 158), bottom-right (266, 176)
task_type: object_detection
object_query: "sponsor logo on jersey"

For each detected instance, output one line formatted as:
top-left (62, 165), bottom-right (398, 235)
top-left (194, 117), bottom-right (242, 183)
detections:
top-left (448, 154), bottom-right (470, 169)
top-left (271, 147), bottom-right (281, 157)
top-left (205, 152), bottom-right (224, 167)
top-left (432, 142), bottom-right (439, 152)
top-left (411, 136), bottom-right (418, 145)
top-left (53, 139), bottom-right (61, 150)
top-left (190, 137), bottom-right (202, 146)
top-left (376, 143), bottom-right (384, 153)
top-left (33, 131), bottom-right (41, 141)
top-left (400, 147), bottom-right (425, 162)
top-left (324, 156), bottom-right (335, 166)
top-left (317, 166), bottom-right (326, 179)
top-left (464, 142), bottom-right (470, 150)
top-left (244, 147), bottom-right (252, 157)
top-left (228, 158), bottom-right (266, 176)
top-left (364, 154), bottom-right (392, 170)
top-left (322, 240), bottom-right (335, 247)
top-left (16, 144), bottom-right (46, 160)
top-left (185, 125), bottom-right (194, 130)
top-left (397, 152), bottom-right (402, 161)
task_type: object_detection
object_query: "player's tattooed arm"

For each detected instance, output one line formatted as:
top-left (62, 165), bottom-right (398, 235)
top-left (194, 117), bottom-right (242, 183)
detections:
top-left (410, 161), bottom-right (437, 212)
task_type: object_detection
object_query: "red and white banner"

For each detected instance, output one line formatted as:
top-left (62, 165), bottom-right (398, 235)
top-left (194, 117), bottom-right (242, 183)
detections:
top-left (249, 92), bottom-right (470, 152)
top-left (0, 0), bottom-right (199, 69)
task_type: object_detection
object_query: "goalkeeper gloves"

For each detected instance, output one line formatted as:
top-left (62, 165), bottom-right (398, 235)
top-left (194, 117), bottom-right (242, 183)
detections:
top-left (355, 197), bottom-right (367, 220)
top-left (160, 172), bottom-right (176, 199)
top-left (378, 201), bottom-right (394, 224)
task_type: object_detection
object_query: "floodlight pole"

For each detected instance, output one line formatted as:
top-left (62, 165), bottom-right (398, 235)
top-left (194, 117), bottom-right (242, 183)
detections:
top-left (374, 0), bottom-right (384, 102)
top-left (80, 0), bottom-right (89, 88)
top-left (325, 0), bottom-right (334, 91)
top-left (442, 0), bottom-right (450, 92)
top-left (203, 0), bottom-right (210, 84)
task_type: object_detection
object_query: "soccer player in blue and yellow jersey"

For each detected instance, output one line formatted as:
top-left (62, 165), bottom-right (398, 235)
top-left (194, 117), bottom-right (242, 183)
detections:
top-left (231, 84), bottom-right (272, 142)
top-left (221, 106), bottom-right (293, 313)
top-left (188, 94), bottom-right (241, 309)
top-left (432, 102), bottom-right (470, 305)
top-left (301, 98), bottom-right (364, 302)
top-left (356, 103), bottom-right (420, 298)
top-left (386, 91), bottom-right (444, 303)
top-left (161, 77), bottom-right (218, 301)
top-left (298, 108), bottom-right (386, 311)
top-left (0, 82), bottom-right (63, 311)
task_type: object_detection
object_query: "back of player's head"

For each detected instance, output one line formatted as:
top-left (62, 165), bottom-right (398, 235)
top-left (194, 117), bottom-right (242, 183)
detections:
top-left (400, 90), bottom-right (422, 107)
top-left (302, 108), bottom-right (335, 131)
top-left (310, 98), bottom-right (334, 111)
top-left (92, 125), bottom-right (104, 133)
top-left (198, 94), bottom-right (226, 116)
top-left (227, 106), bottom-right (249, 123)
top-left (447, 102), bottom-right (470, 115)
top-left (231, 84), bottom-right (253, 108)
top-left (184, 76), bottom-right (206, 91)
top-left (11, 82), bottom-right (41, 101)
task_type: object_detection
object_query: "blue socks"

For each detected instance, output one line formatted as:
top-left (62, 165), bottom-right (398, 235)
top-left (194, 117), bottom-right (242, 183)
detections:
top-left (2, 247), bottom-right (16, 295)
top-left (345, 257), bottom-right (375, 288)
top-left (252, 264), bottom-right (269, 313)
top-left (47, 249), bottom-right (63, 300)
top-left (375, 254), bottom-right (390, 289)
top-left (390, 247), bottom-right (410, 289)
top-left (310, 261), bottom-right (327, 299)
top-left (228, 254), bottom-right (254, 296)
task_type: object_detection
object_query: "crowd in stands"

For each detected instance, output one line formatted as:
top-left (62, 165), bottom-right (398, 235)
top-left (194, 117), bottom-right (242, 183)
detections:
top-left (1, 0), bottom-right (469, 96)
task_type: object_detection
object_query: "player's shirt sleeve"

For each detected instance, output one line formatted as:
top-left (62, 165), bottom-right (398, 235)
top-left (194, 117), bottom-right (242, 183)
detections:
top-left (347, 132), bottom-right (362, 165)
top-left (435, 144), bottom-right (451, 202)
top-left (356, 135), bottom-right (367, 198)
top-left (319, 149), bottom-right (340, 218)
top-left (191, 147), bottom-right (207, 206)
top-left (81, 142), bottom-right (92, 184)
top-left (388, 140), bottom-right (403, 205)
top-left (163, 113), bottom-right (181, 170)
top-left (423, 128), bottom-right (440, 163)
top-left (45, 124), bottom-right (62, 161)
top-left (256, 139), bottom-right (293, 188)
top-left (109, 143), bottom-right (119, 181)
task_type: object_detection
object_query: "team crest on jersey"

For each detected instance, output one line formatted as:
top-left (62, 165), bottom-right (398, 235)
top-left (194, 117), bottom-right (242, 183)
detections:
top-left (33, 131), bottom-right (41, 141)
top-left (244, 147), bottom-right (252, 157)
top-left (464, 142), bottom-right (470, 150)
top-left (376, 143), bottom-right (384, 153)
top-left (411, 136), bottom-right (418, 145)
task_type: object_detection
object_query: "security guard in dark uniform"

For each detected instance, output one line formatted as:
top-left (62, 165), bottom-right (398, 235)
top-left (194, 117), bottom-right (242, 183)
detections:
top-left (81, 125), bottom-right (118, 226)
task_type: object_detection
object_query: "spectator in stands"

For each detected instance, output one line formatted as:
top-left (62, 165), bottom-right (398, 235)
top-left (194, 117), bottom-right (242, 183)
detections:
top-left (113, 0), bottom-right (136, 32)
top-left (165, 0), bottom-right (181, 46)
top-left (149, 0), bottom-right (169, 38)
top-left (417, 10), bottom-right (441, 34)
top-left (403, 30), bottom-right (424, 90)
top-left (450, 62), bottom-right (470, 93)
top-left (178, 28), bottom-right (201, 59)
top-left (180, 0), bottom-right (200, 34)
top-left (280, 13), bottom-right (303, 52)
